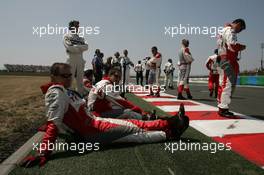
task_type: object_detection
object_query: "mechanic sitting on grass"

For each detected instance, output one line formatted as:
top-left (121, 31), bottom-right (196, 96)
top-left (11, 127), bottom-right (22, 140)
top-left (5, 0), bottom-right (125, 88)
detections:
top-left (20, 62), bottom-right (189, 168)
top-left (87, 68), bottom-right (161, 120)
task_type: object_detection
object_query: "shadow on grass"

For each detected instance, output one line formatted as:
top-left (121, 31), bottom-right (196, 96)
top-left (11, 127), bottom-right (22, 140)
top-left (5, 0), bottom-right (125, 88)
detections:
top-left (49, 136), bottom-right (201, 161)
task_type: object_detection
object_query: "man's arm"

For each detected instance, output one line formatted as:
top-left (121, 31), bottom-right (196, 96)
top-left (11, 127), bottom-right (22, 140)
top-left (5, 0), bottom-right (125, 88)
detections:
top-left (205, 57), bottom-right (213, 71)
top-left (226, 30), bottom-right (246, 52)
top-left (21, 88), bottom-right (67, 167)
top-left (63, 35), bottom-right (88, 53)
top-left (183, 48), bottom-right (194, 63)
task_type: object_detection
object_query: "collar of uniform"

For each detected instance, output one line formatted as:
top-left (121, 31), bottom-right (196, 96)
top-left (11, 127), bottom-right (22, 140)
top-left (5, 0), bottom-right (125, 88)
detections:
top-left (40, 82), bottom-right (65, 94)
top-left (102, 76), bottom-right (113, 84)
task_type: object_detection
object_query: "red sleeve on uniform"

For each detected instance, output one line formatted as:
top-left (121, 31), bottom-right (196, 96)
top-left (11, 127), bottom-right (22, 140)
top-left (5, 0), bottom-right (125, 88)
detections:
top-left (206, 59), bottom-right (213, 71)
top-left (39, 121), bottom-right (58, 156)
top-left (184, 48), bottom-right (191, 55)
top-left (230, 43), bottom-right (242, 52)
top-left (155, 53), bottom-right (161, 58)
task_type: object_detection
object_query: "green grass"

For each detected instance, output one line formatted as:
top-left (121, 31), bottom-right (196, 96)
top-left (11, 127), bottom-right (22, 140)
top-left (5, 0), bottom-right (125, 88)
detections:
top-left (10, 93), bottom-right (264, 175)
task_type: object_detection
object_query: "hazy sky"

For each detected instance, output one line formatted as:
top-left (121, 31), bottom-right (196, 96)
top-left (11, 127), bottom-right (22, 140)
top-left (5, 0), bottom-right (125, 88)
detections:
top-left (0, 0), bottom-right (263, 75)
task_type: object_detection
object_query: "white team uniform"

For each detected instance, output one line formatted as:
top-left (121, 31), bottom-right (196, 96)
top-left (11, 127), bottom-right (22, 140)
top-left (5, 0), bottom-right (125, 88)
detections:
top-left (63, 32), bottom-right (88, 95)
top-left (217, 25), bottom-right (242, 109)
top-left (120, 56), bottom-right (134, 85)
top-left (164, 62), bottom-right (174, 89)
top-left (147, 53), bottom-right (162, 86)
top-left (177, 47), bottom-right (193, 88)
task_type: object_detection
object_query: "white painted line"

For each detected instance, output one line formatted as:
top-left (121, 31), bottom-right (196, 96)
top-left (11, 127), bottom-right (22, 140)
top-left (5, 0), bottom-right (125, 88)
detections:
top-left (160, 93), bottom-right (176, 97)
top-left (190, 119), bottom-right (264, 137)
top-left (188, 83), bottom-right (264, 89)
top-left (134, 93), bottom-right (150, 96)
top-left (168, 167), bottom-right (175, 175)
top-left (137, 91), bottom-right (259, 120)
top-left (0, 132), bottom-right (44, 175)
top-left (157, 105), bottom-right (218, 112)
top-left (145, 98), bottom-right (182, 102)
top-left (135, 92), bottom-right (176, 97)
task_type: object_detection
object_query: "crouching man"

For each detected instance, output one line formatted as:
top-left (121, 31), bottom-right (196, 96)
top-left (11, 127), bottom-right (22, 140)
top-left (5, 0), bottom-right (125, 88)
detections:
top-left (20, 63), bottom-right (189, 168)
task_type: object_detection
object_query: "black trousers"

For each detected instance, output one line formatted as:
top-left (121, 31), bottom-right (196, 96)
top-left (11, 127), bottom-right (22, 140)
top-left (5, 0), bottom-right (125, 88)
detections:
top-left (136, 71), bottom-right (143, 86)
top-left (145, 70), bottom-right (150, 85)
top-left (94, 71), bottom-right (103, 84)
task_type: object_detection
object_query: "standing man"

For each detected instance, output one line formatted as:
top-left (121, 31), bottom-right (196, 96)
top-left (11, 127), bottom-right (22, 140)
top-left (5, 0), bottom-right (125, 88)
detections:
top-left (164, 59), bottom-right (174, 90)
top-left (177, 39), bottom-right (194, 100)
top-left (217, 19), bottom-right (246, 117)
top-left (63, 20), bottom-right (88, 95)
top-left (206, 49), bottom-right (220, 98)
top-left (111, 52), bottom-right (122, 70)
top-left (147, 46), bottom-right (162, 97)
top-left (92, 49), bottom-right (104, 84)
top-left (134, 60), bottom-right (144, 86)
top-left (120, 49), bottom-right (134, 86)
top-left (144, 57), bottom-right (151, 86)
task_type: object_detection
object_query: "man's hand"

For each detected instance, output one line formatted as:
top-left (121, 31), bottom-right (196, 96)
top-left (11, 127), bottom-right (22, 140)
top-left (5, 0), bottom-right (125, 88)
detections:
top-left (240, 44), bottom-right (246, 51)
top-left (20, 155), bottom-right (48, 168)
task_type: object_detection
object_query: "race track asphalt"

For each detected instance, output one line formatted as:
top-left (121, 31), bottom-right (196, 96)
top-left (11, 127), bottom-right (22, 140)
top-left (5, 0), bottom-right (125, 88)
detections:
top-left (163, 83), bottom-right (264, 120)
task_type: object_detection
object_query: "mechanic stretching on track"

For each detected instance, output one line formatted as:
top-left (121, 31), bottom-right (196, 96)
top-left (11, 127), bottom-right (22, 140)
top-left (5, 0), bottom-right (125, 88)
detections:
top-left (217, 19), bottom-right (246, 117)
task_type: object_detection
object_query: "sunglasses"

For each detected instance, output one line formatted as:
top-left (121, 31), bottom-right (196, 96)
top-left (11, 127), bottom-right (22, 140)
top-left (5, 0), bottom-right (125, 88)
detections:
top-left (58, 73), bottom-right (72, 79)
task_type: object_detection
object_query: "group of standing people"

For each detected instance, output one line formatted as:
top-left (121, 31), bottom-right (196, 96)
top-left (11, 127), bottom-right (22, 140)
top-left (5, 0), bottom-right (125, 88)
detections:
top-left (91, 49), bottom-right (134, 86)
top-left (63, 18), bottom-right (246, 118)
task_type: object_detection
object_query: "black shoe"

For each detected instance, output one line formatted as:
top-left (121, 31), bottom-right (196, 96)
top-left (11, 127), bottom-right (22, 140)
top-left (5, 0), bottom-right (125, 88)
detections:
top-left (209, 91), bottom-right (213, 97)
top-left (187, 94), bottom-right (193, 99)
top-left (214, 94), bottom-right (218, 98)
top-left (168, 104), bottom-right (189, 140)
top-left (155, 93), bottom-right (160, 97)
top-left (177, 94), bottom-right (186, 100)
top-left (214, 90), bottom-right (218, 98)
top-left (218, 109), bottom-right (234, 117)
top-left (147, 92), bottom-right (154, 96)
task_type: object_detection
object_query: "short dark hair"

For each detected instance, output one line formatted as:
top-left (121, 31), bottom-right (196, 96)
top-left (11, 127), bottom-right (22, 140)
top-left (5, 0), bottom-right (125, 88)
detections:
top-left (114, 52), bottom-right (120, 57)
top-left (84, 69), bottom-right (93, 78)
top-left (214, 49), bottom-right (218, 55)
top-left (50, 63), bottom-right (71, 76)
top-left (69, 20), bottom-right (79, 30)
top-left (138, 60), bottom-right (141, 64)
top-left (151, 46), bottom-right (158, 51)
top-left (108, 68), bottom-right (121, 76)
top-left (232, 18), bottom-right (246, 30)
top-left (168, 59), bottom-right (172, 63)
top-left (182, 39), bottom-right (189, 47)
top-left (100, 52), bottom-right (104, 58)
